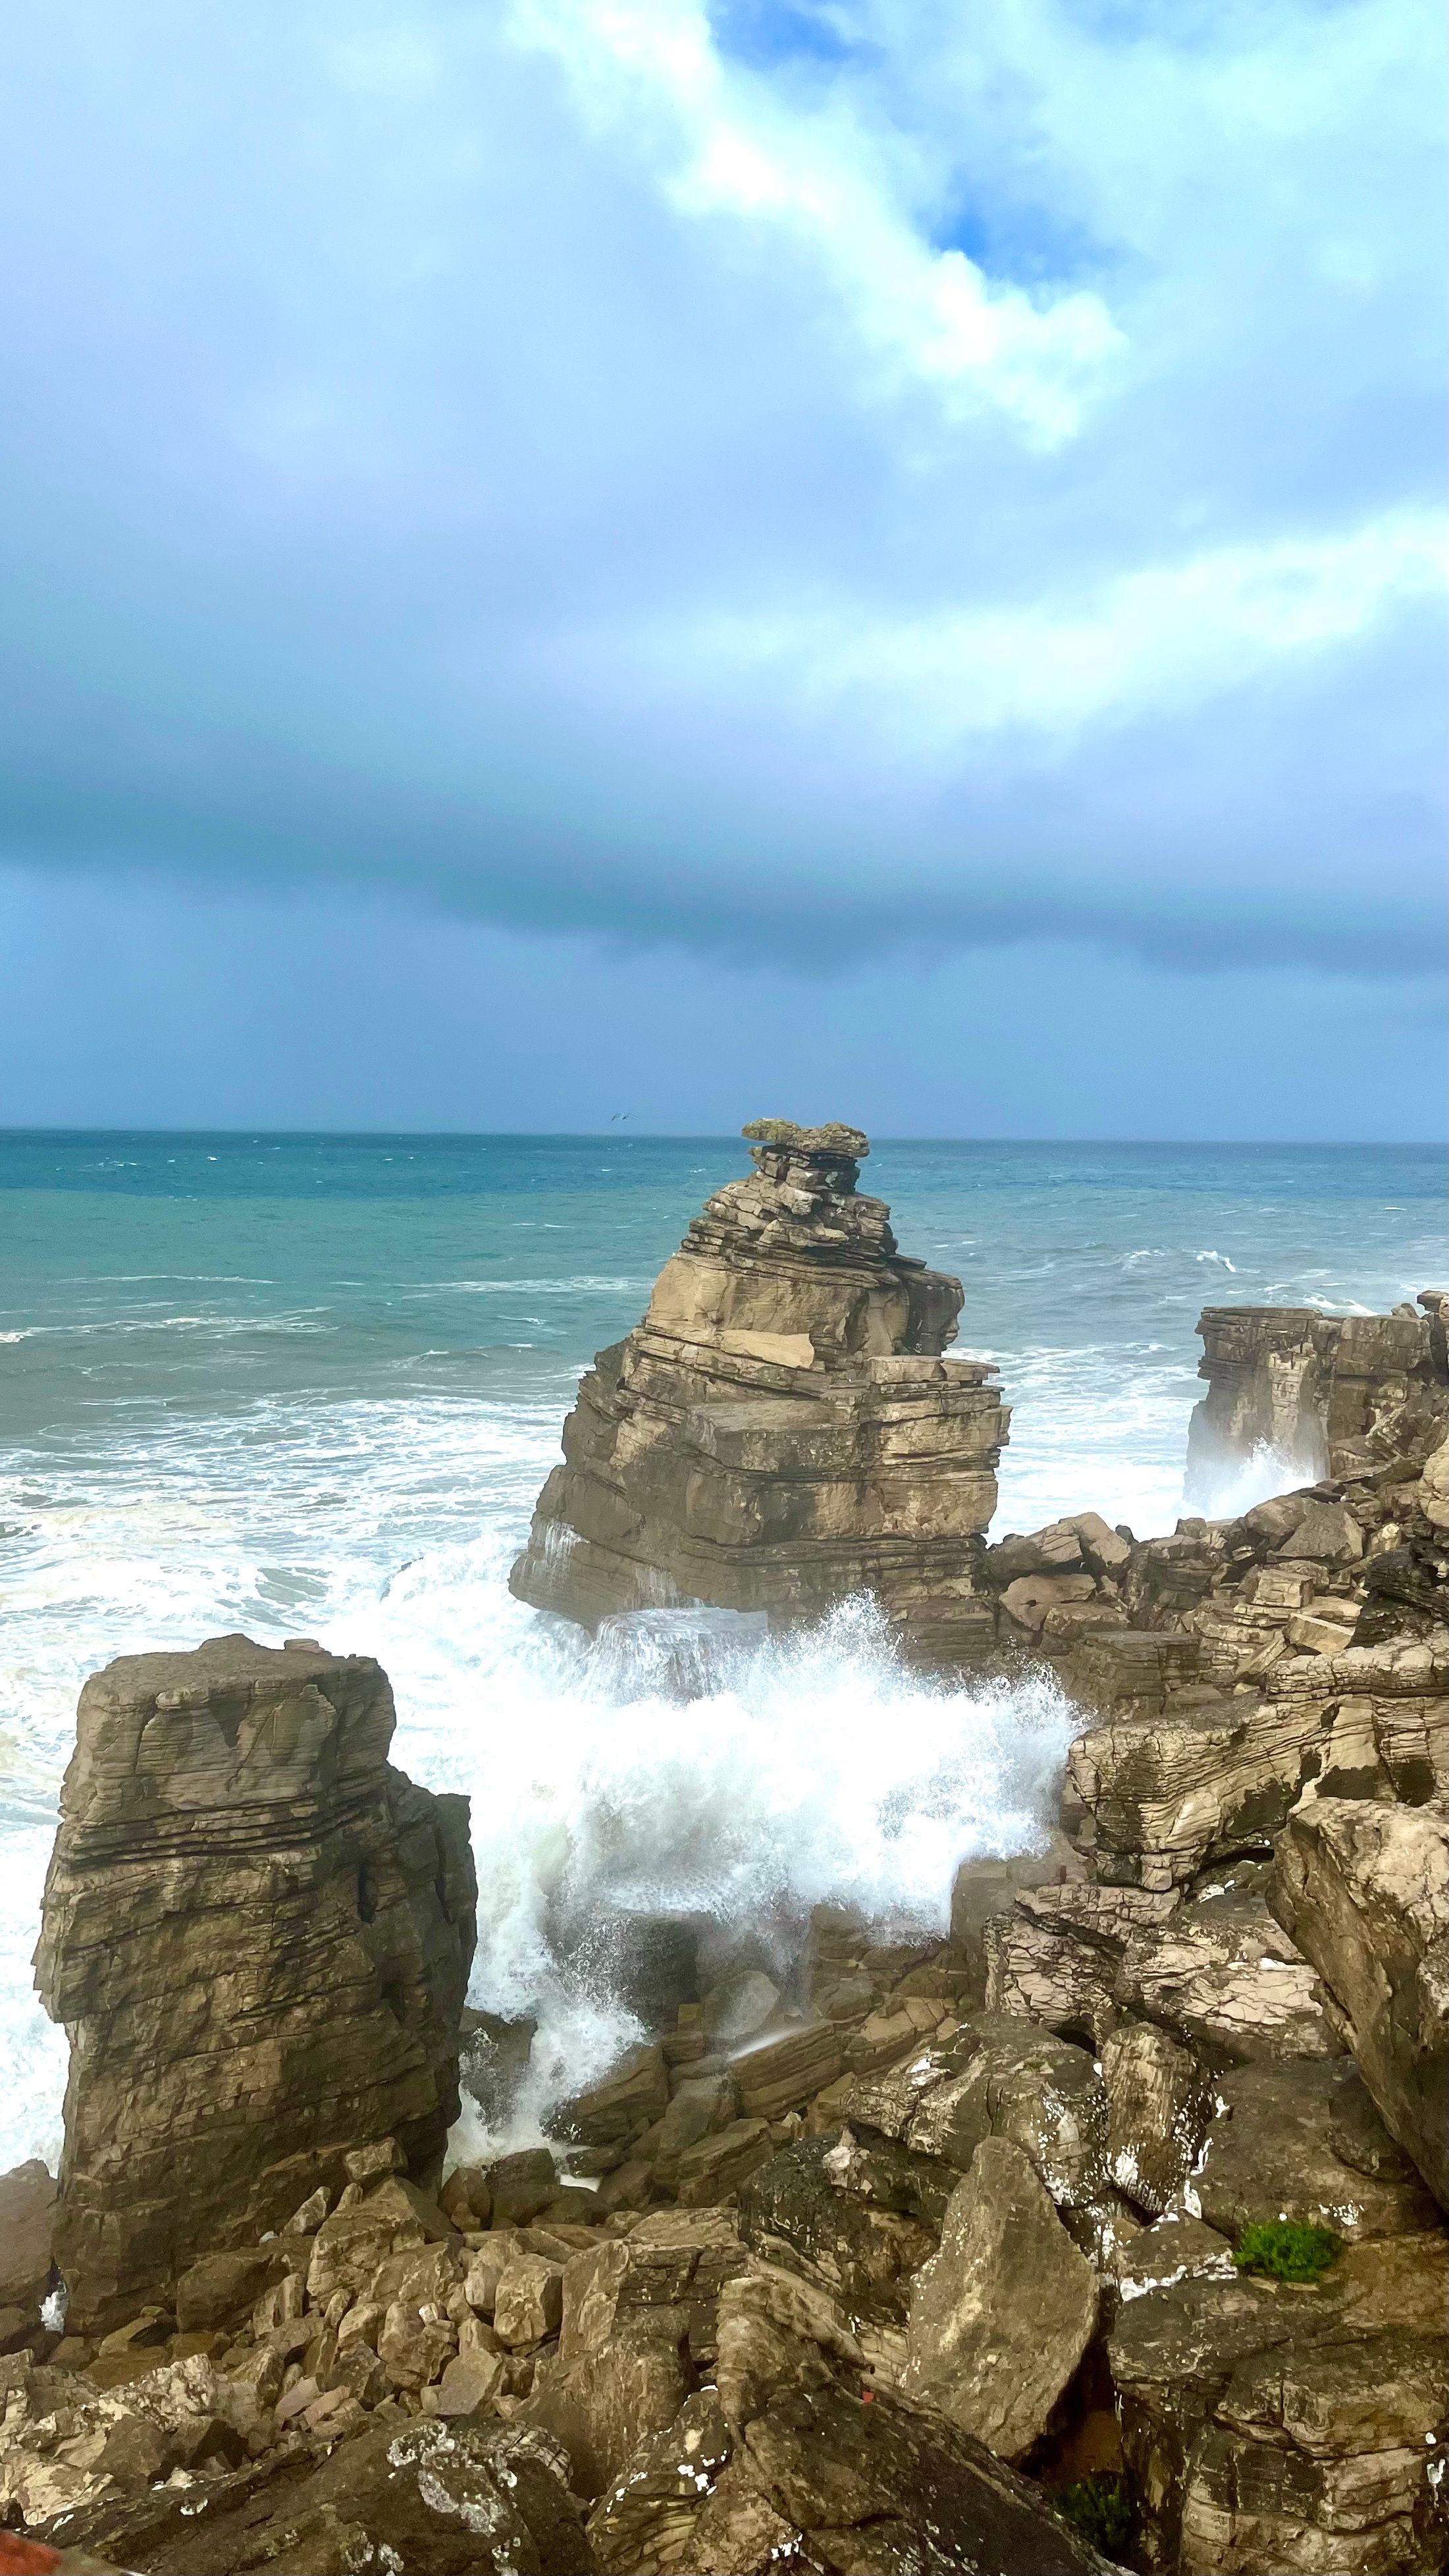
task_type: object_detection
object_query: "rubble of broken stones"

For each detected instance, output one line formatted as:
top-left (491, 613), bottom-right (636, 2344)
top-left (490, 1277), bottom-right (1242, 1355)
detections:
top-left (4, 1751), bottom-right (1446, 2572)
top-left (0, 1265), bottom-right (1443, 2573)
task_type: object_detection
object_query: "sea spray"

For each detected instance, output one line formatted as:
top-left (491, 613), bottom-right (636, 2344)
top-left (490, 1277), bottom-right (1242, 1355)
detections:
top-left (418, 1592), bottom-right (1078, 2153)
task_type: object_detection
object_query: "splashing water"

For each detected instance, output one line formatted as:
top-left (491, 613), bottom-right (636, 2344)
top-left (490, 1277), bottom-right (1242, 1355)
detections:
top-left (3, 1130), bottom-right (1438, 2170)
top-left (427, 1592), bottom-right (1076, 2151)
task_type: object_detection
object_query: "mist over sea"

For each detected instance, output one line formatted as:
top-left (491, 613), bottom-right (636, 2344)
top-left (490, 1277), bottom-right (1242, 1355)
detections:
top-left (1, 1130), bottom-right (1443, 2172)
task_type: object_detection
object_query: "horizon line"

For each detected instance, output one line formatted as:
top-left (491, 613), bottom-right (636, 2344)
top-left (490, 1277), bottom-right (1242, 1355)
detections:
top-left (1, 1126), bottom-right (1444, 1151)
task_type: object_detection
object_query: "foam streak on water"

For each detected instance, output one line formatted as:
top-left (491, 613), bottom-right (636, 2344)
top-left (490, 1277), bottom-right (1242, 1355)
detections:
top-left (1, 1132), bottom-right (1442, 2167)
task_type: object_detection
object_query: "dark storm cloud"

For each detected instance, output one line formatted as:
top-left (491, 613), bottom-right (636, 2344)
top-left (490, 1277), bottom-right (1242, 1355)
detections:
top-left (0, 0), bottom-right (1442, 974)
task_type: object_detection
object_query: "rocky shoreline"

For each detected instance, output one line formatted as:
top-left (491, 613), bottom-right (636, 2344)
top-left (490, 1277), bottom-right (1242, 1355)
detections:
top-left (1, 1124), bottom-right (1444, 2575)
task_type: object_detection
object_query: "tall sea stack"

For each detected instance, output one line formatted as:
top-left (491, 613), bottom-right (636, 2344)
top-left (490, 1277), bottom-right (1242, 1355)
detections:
top-left (34, 1634), bottom-right (477, 2331)
top-left (509, 1120), bottom-right (1010, 1660)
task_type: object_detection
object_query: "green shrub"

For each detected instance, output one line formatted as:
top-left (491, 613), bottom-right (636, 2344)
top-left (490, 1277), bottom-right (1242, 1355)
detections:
top-left (1233, 2219), bottom-right (1342, 2283)
top-left (1055, 2473), bottom-right (1134, 2553)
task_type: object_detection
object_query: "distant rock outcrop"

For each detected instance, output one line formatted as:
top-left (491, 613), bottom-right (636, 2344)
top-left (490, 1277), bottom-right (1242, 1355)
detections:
top-left (510, 1120), bottom-right (1009, 1658)
top-left (34, 1635), bottom-right (476, 2332)
top-left (1186, 1291), bottom-right (1447, 1496)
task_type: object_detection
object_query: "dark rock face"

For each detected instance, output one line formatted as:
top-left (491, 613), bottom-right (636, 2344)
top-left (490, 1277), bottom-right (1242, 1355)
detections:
top-left (509, 1121), bottom-right (1009, 1658)
top-left (0, 2163), bottom-right (56, 2314)
top-left (33, 1635), bottom-right (476, 2331)
top-left (38, 2412), bottom-right (596, 2573)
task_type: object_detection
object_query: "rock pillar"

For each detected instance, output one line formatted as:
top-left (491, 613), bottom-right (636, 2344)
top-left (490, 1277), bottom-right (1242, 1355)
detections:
top-left (34, 1633), bottom-right (476, 2330)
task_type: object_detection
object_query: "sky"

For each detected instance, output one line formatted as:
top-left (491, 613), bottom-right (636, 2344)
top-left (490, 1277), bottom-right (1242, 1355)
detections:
top-left (0, 0), bottom-right (1444, 1138)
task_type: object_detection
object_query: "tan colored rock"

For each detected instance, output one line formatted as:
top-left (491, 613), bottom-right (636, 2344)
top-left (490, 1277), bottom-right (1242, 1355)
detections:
top-left (902, 2138), bottom-right (1096, 2461)
top-left (1101, 2024), bottom-right (1213, 2218)
top-left (1117, 1887), bottom-right (1340, 2068)
top-left (492, 2251), bottom-right (564, 2349)
top-left (1191, 2060), bottom-right (1441, 2244)
top-left (1272, 1795), bottom-right (1449, 2207)
top-left (1110, 2233), bottom-right (1449, 2575)
top-left (0, 2161), bottom-right (56, 2313)
top-left (1186, 1300), bottom-right (1444, 1495)
top-left (733, 2022), bottom-right (843, 2123)
top-left (984, 1880), bottom-right (1177, 2045)
top-left (675, 2117), bottom-right (773, 2207)
top-left (377, 2296), bottom-right (456, 2388)
top-left (653, 2070), bottom-right (740, 2183)
top-left (1061, 1643), bottom-right (1445, 1888)
top-left (737, 2137), bottom-right (937, 2335)
top-left (33, 1634), bottom-right (475, 2333)
top-left (509, 1123), bottom-right (1007, 1658)
top-left (901, 2015), bottom-right (1109, 2213)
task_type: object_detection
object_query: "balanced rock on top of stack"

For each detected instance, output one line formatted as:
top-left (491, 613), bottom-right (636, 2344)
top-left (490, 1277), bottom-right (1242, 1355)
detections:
top-left (509, 1120), bottom-right (1009, 1660)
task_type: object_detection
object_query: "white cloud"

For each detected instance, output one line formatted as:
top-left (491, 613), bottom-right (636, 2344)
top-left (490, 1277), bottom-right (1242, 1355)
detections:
top-left (537, 508), bottom-right (1447, 756)
top-left (505, 0), bottom-right (1121, 441)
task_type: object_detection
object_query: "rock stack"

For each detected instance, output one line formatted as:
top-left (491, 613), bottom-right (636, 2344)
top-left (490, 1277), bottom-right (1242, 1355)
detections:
top-left (1186, 1291), bottom-right (1446, 1494)
top-left (510, 1120), bottom-right (1009, 1660)
top-left (34, 1635), bottom-right (477, 2334)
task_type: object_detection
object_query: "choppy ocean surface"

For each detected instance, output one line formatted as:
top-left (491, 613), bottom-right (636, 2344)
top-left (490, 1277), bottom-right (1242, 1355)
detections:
top-left (1, 1132), bottom-right (1443, 2170)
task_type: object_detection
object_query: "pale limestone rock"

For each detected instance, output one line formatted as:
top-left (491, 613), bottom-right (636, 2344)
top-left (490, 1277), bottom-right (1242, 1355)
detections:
top-left (903, 2137), bottom-right (1097, 2461)
top-left (32, 1634), bottom-right (475, 2334)
top-left (1272, 1795), bottom-right (1449, 2207)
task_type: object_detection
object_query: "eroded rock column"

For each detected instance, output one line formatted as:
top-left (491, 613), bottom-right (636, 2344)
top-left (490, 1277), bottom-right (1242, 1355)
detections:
top-left (34, 1634), bottom-right (476, 2331)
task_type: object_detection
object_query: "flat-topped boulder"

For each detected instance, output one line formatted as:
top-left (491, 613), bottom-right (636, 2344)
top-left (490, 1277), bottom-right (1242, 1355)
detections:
top-left (510, 1121), bottom-right (1009, 1656)
top-left (33, 1634), bottom-right (477, 2332)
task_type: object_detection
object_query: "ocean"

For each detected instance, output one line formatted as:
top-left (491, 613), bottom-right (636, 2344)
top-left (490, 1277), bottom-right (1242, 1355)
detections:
top-left (1, 1130), bottom-right (1443, 2170)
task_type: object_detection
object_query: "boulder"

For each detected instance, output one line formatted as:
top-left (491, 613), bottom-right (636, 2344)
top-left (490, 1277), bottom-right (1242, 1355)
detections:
top-left (1101, 2024), bottom-right (1213, 2219)
top-left (896, 2015), bottom-right (1110, 2213)
top-left (903, 2137), bottom-right (1097, 2461)
top-left (701, 1968), bottom-right (779, 2048)
top-left (1115, 1886), bottom-right (1340, 2068)
top-left (518, 2221), bottom-right (731, 2497)
top-left (33, 1635), bottom-right (476, 2332)
top-left (1190, 2060), bottom-right (1442, 2244)
top-left (984, 1881), bottom-right (1178, 2045)
top-left (675, 2118), bottom-right (773, 2207)
top-left (508, 1122), bottom-right (1008, 1660)
top-left (732, 2022), bottom-right (843, 2123)
top-left (1061, 1684), bottom-right (1406, 1891)
top-left (34, 2411), bottom-right (596, 2573)
top-left (174, 2248), bottom-right (282, 2335)
top-left (653, 2070), bottom-right (740, 2183)
top-left (549, 2046), bottom-right (669, 2165)
top-left (590, 2377), bottom-right (1119, 2575)
top-left (484, 2146), bottom-right (560, 2228)
top-left (1271, 1795), bottom-right (1449, 2207)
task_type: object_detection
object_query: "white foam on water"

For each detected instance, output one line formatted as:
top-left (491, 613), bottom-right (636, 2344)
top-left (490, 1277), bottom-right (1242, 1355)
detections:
top-left (0, 1390), bottom-right (1079, 2172)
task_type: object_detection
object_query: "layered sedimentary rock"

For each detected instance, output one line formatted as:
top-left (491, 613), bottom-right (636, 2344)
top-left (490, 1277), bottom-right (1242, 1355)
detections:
top-left (1271, 1795), bottom-right (1448, 2208)
top-left (510, 1120), bottom-right (1008, 1657)
top-left (1185, 1290), bottom-right (1446, 1496)
top-left (34, 1634), bottom-right (477, 2330)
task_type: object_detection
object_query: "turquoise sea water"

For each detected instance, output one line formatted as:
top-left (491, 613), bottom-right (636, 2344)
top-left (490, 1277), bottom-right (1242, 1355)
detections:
top-left (1, 1130), bottom-right (1444, 2165)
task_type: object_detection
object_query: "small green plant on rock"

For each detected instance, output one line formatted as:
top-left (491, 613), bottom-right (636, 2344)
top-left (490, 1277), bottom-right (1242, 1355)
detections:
top-left (1055, 2473), bottom-right (1134, 2554)
top-left (1233, 2219), bottom-right (1343, 2283)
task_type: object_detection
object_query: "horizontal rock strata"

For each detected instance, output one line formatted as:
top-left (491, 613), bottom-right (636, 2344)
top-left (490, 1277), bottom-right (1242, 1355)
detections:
top-left (34, 1635), bottom-right (477, 2332)
top-left (510, 1120), bottom-right (1008, 1658)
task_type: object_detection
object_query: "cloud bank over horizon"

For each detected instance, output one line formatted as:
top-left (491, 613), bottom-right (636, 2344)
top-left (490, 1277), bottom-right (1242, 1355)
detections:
top-left (0, 0), bottom-right (1443, 1007)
